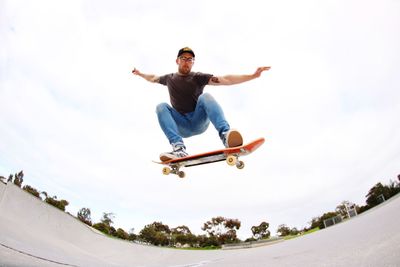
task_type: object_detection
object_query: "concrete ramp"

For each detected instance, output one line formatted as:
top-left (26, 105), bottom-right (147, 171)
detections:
top-left (0, 182), bottom-right (399, 267)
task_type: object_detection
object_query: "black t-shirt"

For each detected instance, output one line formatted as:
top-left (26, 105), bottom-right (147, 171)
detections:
top-left (159, 72), bottom-right (213, 114)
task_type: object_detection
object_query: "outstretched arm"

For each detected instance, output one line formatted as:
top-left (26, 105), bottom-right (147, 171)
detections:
top-left (208, 66), bottom-right (271, 86)
top-left (132, 68), bottom-right (160, 83)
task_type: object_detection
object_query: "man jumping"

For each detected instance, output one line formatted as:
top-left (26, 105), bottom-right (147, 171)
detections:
top-left (132, 47), bottom-right (270, 161)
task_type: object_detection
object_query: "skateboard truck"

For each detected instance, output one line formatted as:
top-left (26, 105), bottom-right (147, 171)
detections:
top-left (226, 155), bottom-right (245, 169)
top-left (162, 165), bottom-right (186, 178)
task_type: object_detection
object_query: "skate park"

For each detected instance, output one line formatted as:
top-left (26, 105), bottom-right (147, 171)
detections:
top-left (0, 181), bottom-right (399, 267)
top-left (2, 1), bottom-right (400, 266)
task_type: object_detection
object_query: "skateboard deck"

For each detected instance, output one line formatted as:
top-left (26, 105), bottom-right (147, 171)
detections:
top-left (154, 137), bottom-right (265, 178)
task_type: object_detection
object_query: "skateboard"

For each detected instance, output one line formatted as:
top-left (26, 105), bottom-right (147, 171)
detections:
top-left (154, 137), bottom-right (265, 178)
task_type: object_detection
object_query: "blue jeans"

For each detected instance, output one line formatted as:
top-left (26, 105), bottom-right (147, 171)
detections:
top-left (156, 93), bottom-right (230, 147)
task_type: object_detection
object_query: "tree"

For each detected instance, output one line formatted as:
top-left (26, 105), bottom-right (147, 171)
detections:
top-left (308, 217), bottom-right (320, 230)
top-left (128, 228), bottom-right (137, 241)
top-left (77, 208), bottom-right (92, 226)
top-left (115, 228), bottom-right (129, 240)
top-left (290, 227), bottom-right (300, 235)
top-left (92, 212), bottom-right (116, 236)
top-left (92, 212), bottom-right (116, 235)
top-left (202, 216), bottom-right (241, 244)
top-left (277, 224), bottom-right (291, 237)
top-left (23, 185), bottom-right (42, 199)
top-left (5, 171), bottom-right (24, 187)
top-left (171, 225), bottom-right (191, 235)
top-left (41, 192), bottom-right (69, 211)
top-left (365, 182), bottom-right (391, 207)
top-left (100, 212), bottom-right (115, 227)
top-left (150, 221), bottom-right (171, 234)
top-left (139, 221), bottom-right (171, 246)
top-left (388, 179), bottom-right (400, 197)
top-left (170, 225), bottom-right (198, 247)
top-left (358, 204), bottom-right (370, 214)
top-left (197, 234), bottom-right (219, 248)
top-left (139, 225), bottom-right (157, 244)
top-left (13, 171), bottom-right (24, 187)
top-left (251, 221), bottom-right (270, 240)
top-left (93, 222), bottom-right (110, 234)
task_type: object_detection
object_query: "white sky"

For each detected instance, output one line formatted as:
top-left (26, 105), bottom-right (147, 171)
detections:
top-left (1, 0), bottom-right (400, 239)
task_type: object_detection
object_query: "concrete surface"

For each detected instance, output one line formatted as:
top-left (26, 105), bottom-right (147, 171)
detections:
top-left (0, 181), bottom-right (399, 267)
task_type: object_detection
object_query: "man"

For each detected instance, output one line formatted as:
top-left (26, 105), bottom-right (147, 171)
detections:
top-left (132, 47), bottom-right (270, 161)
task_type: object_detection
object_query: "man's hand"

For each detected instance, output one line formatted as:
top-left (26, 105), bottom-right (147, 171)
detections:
top-left (253, 66), bottom-right (271, 78)
top-left (132, 68), bottom-right (141, 75)
top-left (132, 68), bottom-right (160, 83)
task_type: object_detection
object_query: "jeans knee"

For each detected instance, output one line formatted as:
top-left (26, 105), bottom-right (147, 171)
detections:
top-left (156, 103), bottom-right (170, 115)
top-left (198, 92), bottom-right (215, 104)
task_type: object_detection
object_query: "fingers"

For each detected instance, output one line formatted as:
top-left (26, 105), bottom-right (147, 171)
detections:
top-left (253, 66), bottom-right (270, 77)
top-left (132, 68), bottom-right (139, 75)
top-left (255, 66), bottom-right (271, 77)
top-left (259, 66), bottom-right (271, 72)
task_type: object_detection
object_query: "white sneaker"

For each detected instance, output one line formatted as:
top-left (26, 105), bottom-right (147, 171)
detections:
top-left (222, 129), bottom-right (243, 148)
top-left (159, 145), bottom-right (188, 161)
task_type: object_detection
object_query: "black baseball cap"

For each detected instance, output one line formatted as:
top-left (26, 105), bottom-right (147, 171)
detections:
top-left (177, 47), bottom-right (195, 58)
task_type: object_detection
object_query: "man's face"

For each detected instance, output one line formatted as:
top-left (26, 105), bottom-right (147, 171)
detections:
top-left (176, 52), bottom-right (195, 75)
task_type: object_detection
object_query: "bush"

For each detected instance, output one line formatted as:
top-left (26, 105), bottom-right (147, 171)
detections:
top-left (93, 222), bottom-right (110, 234)
top-left (23, 185), bottom-right (42, 200)
top-left (45, 197), bottom-right (69, 211)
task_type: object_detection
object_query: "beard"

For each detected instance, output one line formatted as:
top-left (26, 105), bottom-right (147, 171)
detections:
top-left (178, 65), bottom-right (191, 75)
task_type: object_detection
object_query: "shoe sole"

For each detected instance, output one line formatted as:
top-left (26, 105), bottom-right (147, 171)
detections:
top-left (227, 130), bottom-right (243, 147)
top-left (160, 153), bottom-right (179, 162)
top-left (160, 153), bottom-right (188, 162)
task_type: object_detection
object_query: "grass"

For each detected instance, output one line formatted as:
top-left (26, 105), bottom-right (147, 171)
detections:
top-left (283, 228), bottom-right (320, 240)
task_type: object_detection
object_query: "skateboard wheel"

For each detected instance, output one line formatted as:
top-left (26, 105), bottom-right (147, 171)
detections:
top-left (178, 171), bottom-right (186, 178)
top-left (236, 161), bottom-right (245, 169)
top-left (162, 167), bottom-right (171, 175)
top-left (226, 155), bottom-right (237, 166)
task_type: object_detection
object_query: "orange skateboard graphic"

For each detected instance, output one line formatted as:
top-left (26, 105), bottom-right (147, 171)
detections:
top-left (154, 137), bottom-right (265, 178)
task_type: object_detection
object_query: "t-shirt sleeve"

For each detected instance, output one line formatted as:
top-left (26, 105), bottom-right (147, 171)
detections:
top-left (158, 74), bottom-right (170, 85)
top-left (194, 72), bottom-right (213, 86)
